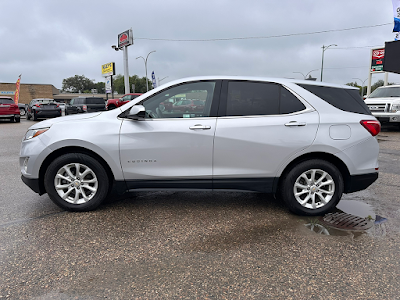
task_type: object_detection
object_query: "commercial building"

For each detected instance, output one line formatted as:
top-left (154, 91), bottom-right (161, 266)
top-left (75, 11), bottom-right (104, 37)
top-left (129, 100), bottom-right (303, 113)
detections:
top-left (0, 83), bottom-right (108, 104)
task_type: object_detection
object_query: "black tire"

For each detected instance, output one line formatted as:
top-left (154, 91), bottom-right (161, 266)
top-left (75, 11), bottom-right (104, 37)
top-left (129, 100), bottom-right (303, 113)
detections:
top-left (44, 153), bottom-right (110, 211)
top-left (15, 116), bottom-right (20, 123)
top-left (279, 159), bottom-right (344, 216)
top-left (27, 112), bottom-right (31, 120)
top-left (19, 108), bottom-right (26, 116)
top-left (9, 116), bottom-right (14, 122)
top-left (33, 111), bottom-right (38, 121)
top-left (108, 105), bottom-right (116, 110)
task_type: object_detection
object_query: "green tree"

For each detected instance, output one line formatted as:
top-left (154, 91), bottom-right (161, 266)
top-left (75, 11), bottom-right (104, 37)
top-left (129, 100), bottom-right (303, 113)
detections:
top-left (112, 74), bottom-right (152, 94)
top-left (62, 75), bottom-right (96, 93)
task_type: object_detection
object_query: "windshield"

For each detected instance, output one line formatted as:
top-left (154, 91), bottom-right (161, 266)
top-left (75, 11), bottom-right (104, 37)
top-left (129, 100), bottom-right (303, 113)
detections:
top-left (368, 86), bottom-right (400, 98)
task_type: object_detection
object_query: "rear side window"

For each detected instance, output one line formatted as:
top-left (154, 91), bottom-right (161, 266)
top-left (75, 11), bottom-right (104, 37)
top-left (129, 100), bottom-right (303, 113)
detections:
top-left (226, 81), bottom-right (280, 116)
top-left (87, 98), bottom-right (104, 104)
top-left (0, 99), bottom-right (14, 104)
top-left (298, 84), bottom-right (371, 115)
top-left (225, 81), bottom-right (305, 116)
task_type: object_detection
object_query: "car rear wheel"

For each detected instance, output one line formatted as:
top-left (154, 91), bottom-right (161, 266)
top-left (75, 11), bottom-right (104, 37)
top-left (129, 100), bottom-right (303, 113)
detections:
top-left (44, 153), bottom-right (110, 211)
top-left (15, 116), bottom-right (20, 123)
top-left (9, 116), bottom-right (14, 122)
top-left (107, 105), bottom-right (116, 110)
top-left (33, 111), bottom-right (38, 121)
top-left (279, 159), bottom-right (344, 216)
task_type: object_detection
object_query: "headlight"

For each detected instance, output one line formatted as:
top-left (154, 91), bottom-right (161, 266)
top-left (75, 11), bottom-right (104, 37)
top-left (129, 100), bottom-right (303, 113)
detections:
top-left (390, 102), bottom-right (400, 113)
top-left (24, 127), bottom-right (50, 140)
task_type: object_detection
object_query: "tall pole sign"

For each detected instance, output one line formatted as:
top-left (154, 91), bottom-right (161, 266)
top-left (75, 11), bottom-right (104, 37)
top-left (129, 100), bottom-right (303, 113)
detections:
top-left (117, 29), bottom-right (134, 95)
top-left (367, 48), bottom-right (386, 96)
top-left (102, 62), bottom-right (115, 99)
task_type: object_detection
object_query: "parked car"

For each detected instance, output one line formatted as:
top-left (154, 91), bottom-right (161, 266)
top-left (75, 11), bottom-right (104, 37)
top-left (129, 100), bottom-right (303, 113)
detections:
top-left (26, 98), bottom-right (62, 121)
top-left (172, 99), bottom-right (205, 112)
top-left (18, 103), bottom-right (27, 117)
top-left (66, 97), bottom-right (106, 115)
top-left (0, 96), bottom-right (20, 122)
top-left (20, 76), bottom-right (380, 215)
top-left (364, 85), bottom-right (400, 129)
top-left (106, 93), bottom-right (142, 110)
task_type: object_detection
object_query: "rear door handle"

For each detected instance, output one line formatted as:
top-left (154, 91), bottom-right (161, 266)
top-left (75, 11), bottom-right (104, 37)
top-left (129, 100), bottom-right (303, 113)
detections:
top-left (189, 124), bottom-right (211, 130)
top-left (284, 121), bottom-right (306, 127)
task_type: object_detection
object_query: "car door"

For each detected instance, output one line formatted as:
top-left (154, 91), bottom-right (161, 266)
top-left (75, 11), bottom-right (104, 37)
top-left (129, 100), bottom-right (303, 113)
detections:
top-left (119, 80), bottom-right (221, 190)
top-left (67, 98), bottom-right (78, 114)
top-left (213, 80), bottom-right (319, 192)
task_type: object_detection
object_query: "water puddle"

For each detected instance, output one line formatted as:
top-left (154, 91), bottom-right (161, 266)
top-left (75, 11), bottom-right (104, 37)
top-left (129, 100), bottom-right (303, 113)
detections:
top-left (304, 200), bottom-right (388, 239)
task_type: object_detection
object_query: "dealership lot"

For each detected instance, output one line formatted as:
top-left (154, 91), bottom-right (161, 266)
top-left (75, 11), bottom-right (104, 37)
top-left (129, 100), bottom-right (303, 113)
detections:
top-left (0, 119), bottom-right (399, 299)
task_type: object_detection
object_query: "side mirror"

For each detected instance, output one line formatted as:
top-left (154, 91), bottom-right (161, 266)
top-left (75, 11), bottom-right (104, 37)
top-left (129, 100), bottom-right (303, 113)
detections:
top-left (127, 105), bottom-right (146, 120)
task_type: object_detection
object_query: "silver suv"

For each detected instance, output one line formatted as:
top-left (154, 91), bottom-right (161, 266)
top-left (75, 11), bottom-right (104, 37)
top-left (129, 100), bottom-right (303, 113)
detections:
top-left (20, 76), bottom-right (380, 215)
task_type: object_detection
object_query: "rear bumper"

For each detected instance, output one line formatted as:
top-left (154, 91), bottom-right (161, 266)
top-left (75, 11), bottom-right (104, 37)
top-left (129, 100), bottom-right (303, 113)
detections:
top-left (345, 172), bottom-right (378, 193)
top-left (35, 110), bottom-right (62, 118)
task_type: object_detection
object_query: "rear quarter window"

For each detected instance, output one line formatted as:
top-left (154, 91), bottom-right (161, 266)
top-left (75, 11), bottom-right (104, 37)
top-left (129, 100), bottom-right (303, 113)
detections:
top-left (297, 84), bottom-right (371, 115)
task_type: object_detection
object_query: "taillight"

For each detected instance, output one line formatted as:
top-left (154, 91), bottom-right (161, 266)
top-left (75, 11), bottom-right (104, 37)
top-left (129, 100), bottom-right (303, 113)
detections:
top-left (360, 120), bottom-right (381, 136)
top-left (82, 105), bottom-right (87, 111)
top-left (35, 104), bottom-right (41, 107)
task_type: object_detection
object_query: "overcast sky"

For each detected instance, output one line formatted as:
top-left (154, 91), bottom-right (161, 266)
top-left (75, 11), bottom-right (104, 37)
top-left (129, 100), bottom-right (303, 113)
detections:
top-left (1, 0), bottom-right (400, 89)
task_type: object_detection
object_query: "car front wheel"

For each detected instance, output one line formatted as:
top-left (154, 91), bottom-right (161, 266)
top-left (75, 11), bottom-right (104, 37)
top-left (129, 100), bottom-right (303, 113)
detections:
top-left (280, 159), bottom-right (344, 216)
top-left (44, 153), bottom-right (110, 211)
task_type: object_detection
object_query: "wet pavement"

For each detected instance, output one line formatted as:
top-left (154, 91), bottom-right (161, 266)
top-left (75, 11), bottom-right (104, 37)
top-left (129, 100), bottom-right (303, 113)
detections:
top-left (0, 119), bottom-right (399, 299)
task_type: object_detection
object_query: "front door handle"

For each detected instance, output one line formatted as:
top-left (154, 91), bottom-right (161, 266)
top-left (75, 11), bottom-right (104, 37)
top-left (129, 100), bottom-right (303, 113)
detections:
top-left (189, 124), bottom-right (211, 130)
top-left (285, 121), bottom-right (306, 127)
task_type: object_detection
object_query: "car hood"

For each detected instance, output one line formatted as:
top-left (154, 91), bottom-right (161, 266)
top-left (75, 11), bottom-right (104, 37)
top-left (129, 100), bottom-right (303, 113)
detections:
top-left (28, 112), bottom-right (102, 130)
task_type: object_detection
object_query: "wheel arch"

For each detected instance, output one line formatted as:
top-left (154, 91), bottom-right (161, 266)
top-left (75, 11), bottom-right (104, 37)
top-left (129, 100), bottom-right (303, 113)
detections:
top-left (38, 146), bottom-right (115, 195)
top-left (275, 152), bottom-right (351, 193)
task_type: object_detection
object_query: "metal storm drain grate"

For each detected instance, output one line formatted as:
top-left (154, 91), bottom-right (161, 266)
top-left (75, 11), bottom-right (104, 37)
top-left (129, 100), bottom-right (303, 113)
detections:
top-left (319, 212), bottom-right (374, 231)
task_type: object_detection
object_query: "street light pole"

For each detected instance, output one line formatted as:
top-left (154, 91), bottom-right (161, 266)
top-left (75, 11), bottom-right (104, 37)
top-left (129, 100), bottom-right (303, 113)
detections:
top-left (352, 77), bottom-right (368, 97)
top-left (321, 44), bottom-right (337, 82)
top-left (136, 50), bottom-right (156, 92)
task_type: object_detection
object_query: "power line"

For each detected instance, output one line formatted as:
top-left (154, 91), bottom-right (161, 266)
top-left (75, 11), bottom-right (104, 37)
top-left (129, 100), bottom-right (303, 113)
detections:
top-left (134, 23), bottom-right (392, 42)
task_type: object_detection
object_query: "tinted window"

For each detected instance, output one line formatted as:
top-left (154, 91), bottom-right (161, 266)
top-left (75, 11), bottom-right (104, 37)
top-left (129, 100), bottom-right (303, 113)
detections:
top-left (280, 88), bottom-right (306, 114)
top-left (368, 86), bottom-right (400, 98)
top-left (226, 81), bottom-right (280, 116)
top-left (87, 98), bottom-right (104, 104)
top-left (0, 99), bottom-right (14, 104)
top-left (298, 84), bottom-right (371, 115)
top-left (139, 81), bottom-right (216, 119)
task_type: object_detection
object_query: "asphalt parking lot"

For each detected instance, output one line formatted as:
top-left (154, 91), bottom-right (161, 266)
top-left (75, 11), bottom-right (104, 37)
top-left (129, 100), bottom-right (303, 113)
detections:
top-left (0, 118), bottom-right (399, 299)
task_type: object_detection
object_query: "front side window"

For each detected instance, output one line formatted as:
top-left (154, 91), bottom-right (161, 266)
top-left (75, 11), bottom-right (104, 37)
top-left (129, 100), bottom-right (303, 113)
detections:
top-left (139, 81), bottom-right (216, 119)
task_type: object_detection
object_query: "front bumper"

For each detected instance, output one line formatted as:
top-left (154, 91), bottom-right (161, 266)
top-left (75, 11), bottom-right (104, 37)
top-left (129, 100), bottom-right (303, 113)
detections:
top-left (345, 172), bottom-right (378, 193)
top-left (21, 175), bottom-right (44, 195)
top-left (371, 113), bottom-right (400, 123)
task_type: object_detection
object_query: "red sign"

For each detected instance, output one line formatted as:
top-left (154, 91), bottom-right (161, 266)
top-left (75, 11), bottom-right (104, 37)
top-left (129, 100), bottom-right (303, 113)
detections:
top-left (371, 48), bottom-right (385, 72)
top-left (14, 75), bottom-right (21, 104)
top-left (372, 49), bottom-right (385, 60)
top-left (118, 29), bottom-right (133, 48)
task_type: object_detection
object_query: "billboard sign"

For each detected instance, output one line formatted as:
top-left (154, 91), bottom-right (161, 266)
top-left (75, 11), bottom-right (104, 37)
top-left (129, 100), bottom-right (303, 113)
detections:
top-left (118, 29), bottom-right (133, 48)
top-left (371, 48), bottom-right (385, 72)
top-left (102, 62), bottom-right (115, 77)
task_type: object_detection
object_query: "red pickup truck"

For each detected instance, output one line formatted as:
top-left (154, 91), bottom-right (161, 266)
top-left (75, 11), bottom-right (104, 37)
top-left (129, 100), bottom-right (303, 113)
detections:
top-left (106, 93), bottom-right (142, 110)
top-left (0, 96), bottom-right (21, 122)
